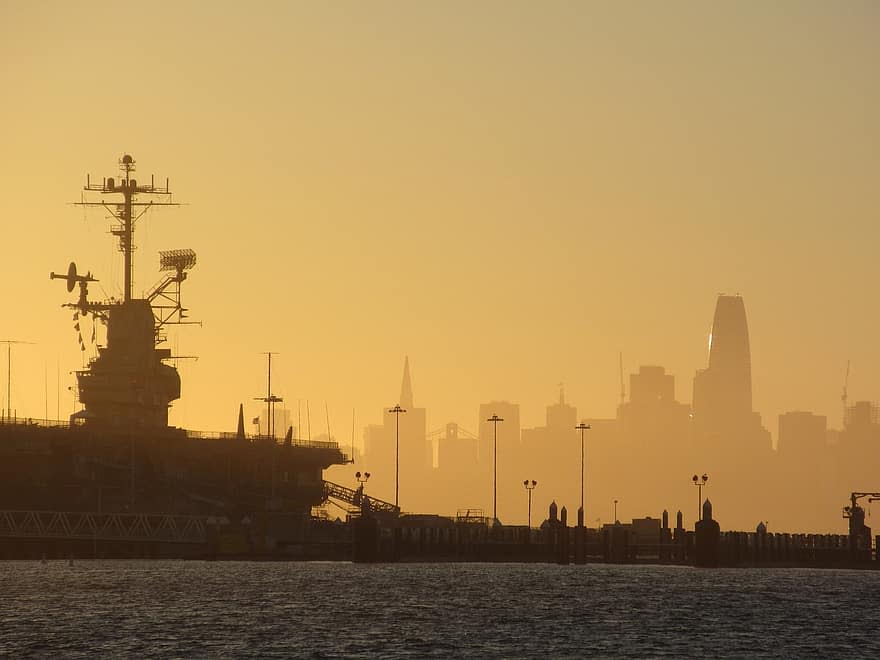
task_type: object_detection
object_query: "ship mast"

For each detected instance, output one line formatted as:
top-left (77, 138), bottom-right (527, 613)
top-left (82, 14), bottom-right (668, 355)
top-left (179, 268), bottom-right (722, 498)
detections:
top-left (49, 155), bottom-right (197, 429)
top-left (76, 154), bottom-right (177, 302)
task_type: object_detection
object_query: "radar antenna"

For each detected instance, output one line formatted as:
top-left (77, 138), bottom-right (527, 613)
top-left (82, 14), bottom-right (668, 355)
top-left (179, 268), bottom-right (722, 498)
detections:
top-left (49, 262), bottom-right (98, 312)
top-left (75, 154), bottom-right (178, 303)
top-left (147, 249), bottom-right (200, 342)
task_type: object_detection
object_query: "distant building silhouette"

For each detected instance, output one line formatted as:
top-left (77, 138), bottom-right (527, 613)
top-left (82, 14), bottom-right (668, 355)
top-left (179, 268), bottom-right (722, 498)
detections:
top-left (435, 422), bottom-right (482, 511)
top-left (393, 356), bottom-right (430, 471)
top-left (693, 294), bottom-right (753, 427)
top-left (778, 411), bottom-right (827, 456)
top-left (692, 294), bottom-right (770, 452)
top-left (688, 295), bottom-right (772, 528)
top-left (438, 422), bottom-right (477, 472)
top-left (776, 410), bottom-right (835, 529)
top-left (521, 389), bottom-right (578, 517)
top-left (617, 366), bottom-right (691, 451)
top-left (546, 387), bottom-right (577, 431)
top-left (839, 400), bottom-right (880, 488)
top-left (521, 388), bottom-right (576, 459)
top-left (362, 356), bottom-right (430, 510)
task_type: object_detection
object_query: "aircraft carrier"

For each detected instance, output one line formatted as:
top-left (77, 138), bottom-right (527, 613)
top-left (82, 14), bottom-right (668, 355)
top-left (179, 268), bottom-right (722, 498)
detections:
top-left (0, 155), bottom-right (348, 558)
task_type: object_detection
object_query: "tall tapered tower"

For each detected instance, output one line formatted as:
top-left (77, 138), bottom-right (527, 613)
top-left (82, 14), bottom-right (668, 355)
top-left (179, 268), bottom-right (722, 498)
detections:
top-left (693, 294), bottom-right (755, 430)
top-left (694, 294), bottom-right (754, 440)
top-left (400, 355), bottom-right (414, 409)
top-left (692, 294), bottom-right (771, 529)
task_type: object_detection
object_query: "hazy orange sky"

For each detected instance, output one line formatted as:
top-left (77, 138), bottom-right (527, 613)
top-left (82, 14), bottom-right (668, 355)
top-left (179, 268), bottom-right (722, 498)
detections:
top-left (1, 1), bottom-right (878, 447)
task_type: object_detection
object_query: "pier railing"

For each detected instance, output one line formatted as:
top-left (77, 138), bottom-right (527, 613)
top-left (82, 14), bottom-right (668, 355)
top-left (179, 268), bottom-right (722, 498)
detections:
top-left (0, 511), bottom-right (209, 544)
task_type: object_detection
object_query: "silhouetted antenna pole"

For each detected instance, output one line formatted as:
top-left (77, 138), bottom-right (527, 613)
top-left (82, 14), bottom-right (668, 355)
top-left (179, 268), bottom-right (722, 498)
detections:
top-left (75, 154), bottom-right (178, 303)
top-left (842, 360), bottom-right (850, 428)
top-left (389, 404), bottom-right (407, 508)
top-left (1, 340), bottom-right (34, 421)
top-left (324, 401), bottom-right (331, 443)
top-left (267, 352), bottom-right (273, 437)
top-left (576, 422), bottom-right (591, 519)
top-left (487, 414), bottom-right (504, 525)
top-left (254, 352), bottom-right (282, 439)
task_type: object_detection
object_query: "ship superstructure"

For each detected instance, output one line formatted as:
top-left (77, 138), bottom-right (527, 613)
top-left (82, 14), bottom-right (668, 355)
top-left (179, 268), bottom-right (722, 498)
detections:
top-left (0, 156), bottom-right (347, 557)
top-left (50, 154), bottom-right (193, 428)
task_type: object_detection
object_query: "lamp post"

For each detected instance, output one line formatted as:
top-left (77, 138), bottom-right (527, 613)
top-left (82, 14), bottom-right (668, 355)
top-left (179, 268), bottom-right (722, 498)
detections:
top-left (692, 473), bottom-right (708, 522)
top-left (487, 414), bottom-right (504, 525)
top-left (575, 422), bottom-right (591, 519)
top-left (389, 404), bottom-right (407, 508)
top-left (355, 470), bottom-right (370, 509)
top-left (523, 479), bottom-right (537, 529)
top-left (613, 499), bottom-right (618, 523)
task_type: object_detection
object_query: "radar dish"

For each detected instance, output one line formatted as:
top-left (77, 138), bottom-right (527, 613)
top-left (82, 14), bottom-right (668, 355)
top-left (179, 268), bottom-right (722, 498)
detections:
top-left (66, 262), bottom-right (77, 292)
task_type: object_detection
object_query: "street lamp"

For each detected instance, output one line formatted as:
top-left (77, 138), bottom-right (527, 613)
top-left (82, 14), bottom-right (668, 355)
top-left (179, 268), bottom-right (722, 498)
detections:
top-left (575, 422), bottom-right (591, 520)
top-left (613, 499), bottom-right (619, 523)
top-left (389, 404), bottom-right (407, 508)
top-left (692, 473), bottom-right (708, 522)
top-left (523, 479), bottom-right (537, 529)
top-left (355, 470), bottom-right (370, 508)
top-left (487, 414), bottom-right (504, 525)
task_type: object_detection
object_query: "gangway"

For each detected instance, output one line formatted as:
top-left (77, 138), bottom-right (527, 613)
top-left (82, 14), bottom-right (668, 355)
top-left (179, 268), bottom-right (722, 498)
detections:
top-left (322, 480), bottom-right (400, 515)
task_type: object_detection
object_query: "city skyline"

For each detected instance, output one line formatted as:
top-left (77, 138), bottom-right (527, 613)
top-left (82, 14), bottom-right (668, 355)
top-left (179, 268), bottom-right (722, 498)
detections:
top-left (316, 293), bottom-right (877, 533)
top-left (1, 287), bottom-right (872, 439)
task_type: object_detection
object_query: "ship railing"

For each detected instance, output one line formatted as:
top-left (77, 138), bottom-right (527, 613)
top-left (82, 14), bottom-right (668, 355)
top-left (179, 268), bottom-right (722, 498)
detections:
top-left (456, 509), bottom-right (490, 526)
top-left (0, 416), bottom-right (71, 429)
top-left (182, 429), bottom-right (343, 450)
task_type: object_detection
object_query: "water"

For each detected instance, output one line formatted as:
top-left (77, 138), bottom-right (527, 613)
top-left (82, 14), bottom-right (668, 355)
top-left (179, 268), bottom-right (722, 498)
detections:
top-left (1, 561), bottom-right (878, 658)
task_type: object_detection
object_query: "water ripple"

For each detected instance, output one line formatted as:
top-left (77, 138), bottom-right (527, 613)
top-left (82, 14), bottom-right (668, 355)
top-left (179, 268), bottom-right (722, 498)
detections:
top-left (1, 561), bottom-right (879, 658)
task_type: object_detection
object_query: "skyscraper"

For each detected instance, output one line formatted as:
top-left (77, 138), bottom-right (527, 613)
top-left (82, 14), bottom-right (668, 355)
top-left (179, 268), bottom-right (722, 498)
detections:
top-left (693, 294), bottom-right (754, 429)
top-left (362, 356), bottom-right (430, 510)
top-left (691, 294), bottom-right (771, 529)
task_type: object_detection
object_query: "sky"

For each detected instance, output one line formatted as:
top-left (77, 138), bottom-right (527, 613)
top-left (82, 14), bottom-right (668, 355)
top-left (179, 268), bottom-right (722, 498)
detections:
top-left (1, 1), bottom-right (878, 449)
